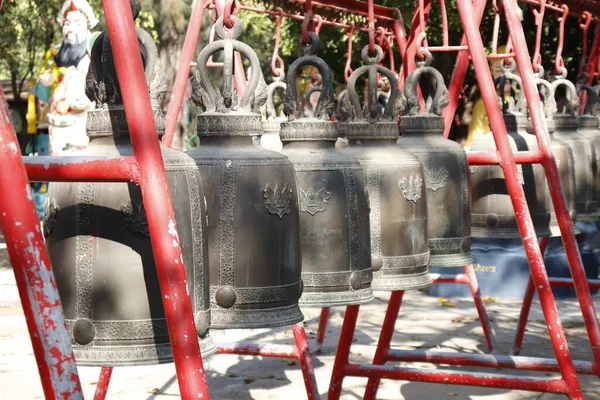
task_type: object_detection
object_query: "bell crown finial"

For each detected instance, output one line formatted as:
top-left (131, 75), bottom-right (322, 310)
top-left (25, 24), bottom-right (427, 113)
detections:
top-left (192, 17), bottom-right (266, 115)
top-left (550, 67), bottom-right (581, 116)
top-left (282, 32), bottom-right (335, 122)
top-left (399, 53), bottom-right (449, 117)
top-left (344, 44), bottom-right (399, 123)
top-left (579, 84), bottom-right (599, 116)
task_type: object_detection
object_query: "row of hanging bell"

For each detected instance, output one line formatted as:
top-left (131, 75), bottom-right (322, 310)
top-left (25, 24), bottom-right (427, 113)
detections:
top-left (279, 33), bottom-right (373, 306)
top-left (187, 16), bottom-right (304, 328)
top-left (578, 84), bottom-right (600, 217)
top-left (338, 44), bottom-right (432, 289)
top-left (525, 73), bottom-right (578, 236)
top-left (470, 62), bottom-right (551, 238)
top-left (550, 70), bottom-right (599, 223)
top-left (44, 5), bottom-right (215, 366)
top-left (397, 54), bottom-right (474, 268)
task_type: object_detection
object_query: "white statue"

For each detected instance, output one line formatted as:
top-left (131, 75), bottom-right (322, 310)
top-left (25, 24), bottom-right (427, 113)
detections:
top-left (41, 0), bottom-right (98, 155)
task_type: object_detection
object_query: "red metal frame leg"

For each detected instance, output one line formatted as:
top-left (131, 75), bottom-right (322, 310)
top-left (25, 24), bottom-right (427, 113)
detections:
top-left (316, 307), bottom-right (331, 354)
top-left (464, 265), bottom-right (498, 353)
top-left (102, 1), bottom-right (210, 399)
top-left (0, 87), bottom-right (84, 400)
top-left (459, 0), bottom-right (582, 396)
top-left (363, 291), bottom-right (404, 400)
top-left (163, 0), bottom-right (207, 148)
top-left (292, 323), bottom-right (320, 400)
top-left (512, 237), bottom-right (549, 355)
top-left (94, 367), bottom-right (113, 400)
top-left (328, 304), bottom-right (360, 400)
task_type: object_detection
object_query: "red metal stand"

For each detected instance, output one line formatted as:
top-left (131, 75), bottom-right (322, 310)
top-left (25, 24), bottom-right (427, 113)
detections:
top-left (216, 323), bottom-right (320, 399)
top-left (0, 86), bottom-right (84, 400)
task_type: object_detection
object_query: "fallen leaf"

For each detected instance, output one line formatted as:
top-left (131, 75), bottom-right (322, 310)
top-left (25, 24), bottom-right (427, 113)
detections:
top-left (451, 317), bottom-right (474, 324)
top-left (228, 373), bottom-right (239, 378)
top-left (244, 378), bottom-right (255, 384)
top-left (260, 374), bottom-right (275, 379)
top-left (148, 388), bottom-right (160, 394)
top-left (448, 392), bottom-right (458, 396)
top-left (483, 296), bottom-right (498, 303)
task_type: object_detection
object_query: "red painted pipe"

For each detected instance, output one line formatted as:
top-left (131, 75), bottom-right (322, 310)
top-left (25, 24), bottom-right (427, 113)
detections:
top-left (348, 363), bottom-right (569, 393)
top-left (467, 150), bottom-right (544, 165)
top-left (464, 264), bottom-right (498, 353)
top-left (163, 0), bottom-right (207, 148)
top-left (363, 290), bottom-right (405, 400)
top-left (549, 278), bottom-right (600, 288)
top-left (503, 0), bottom-right (600, 384)
top-left (93, 367), bottom-right (113, 400)
top-left (292, 322), bottom-right (320, 399)
top-left (217, 344), bottom-right (299, 358)
top-left (387, 349), bottom-right (598, 375)
top-left (102, 1), bottom-right (210, 399)
top-left (442, 0), bottom-right (488, 138)
top-left (0, 87), bottom-right (84, 399)
top-left (24, 156), bottom-right (139, 183)
top-left (430, 273), bottom-right (470, 283)
top-left (401, 0), bottom-right (432, 81)
top-left (458, 0), bottom-right (583, 396)
top-left (328, 304), bottom-right (360, 400)
top-left (315, 306), bottom-right (331, 353)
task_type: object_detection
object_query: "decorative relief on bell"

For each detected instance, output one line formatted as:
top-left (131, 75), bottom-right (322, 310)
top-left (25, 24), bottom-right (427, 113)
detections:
top-left (397, 54), bottom-right (473, 267)
top-left (262, 183), bottom-right (293, 219)
top-left (121, 201), bottom-right (150, 237)
top-left (399, 176), bottom-right (423, 203)
top-left (280, 32), bottom-right (373, 307)
top-left (340, 44), bottom-right (431, 290)
top-left (299, 187), bottom-right (332, 215)
top-left (424, 167), bottom-right (449, 192)
top-left (187, 16), bottom-right (303, 328)
top-left (42, 198), bottom-right (58, 238)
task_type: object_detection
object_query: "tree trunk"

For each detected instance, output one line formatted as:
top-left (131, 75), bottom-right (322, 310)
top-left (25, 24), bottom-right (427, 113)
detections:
top-left (158, 0), bottom-right (191, 151)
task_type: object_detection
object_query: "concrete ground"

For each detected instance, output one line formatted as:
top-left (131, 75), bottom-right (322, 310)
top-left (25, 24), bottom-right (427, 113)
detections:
top-left (1, 243), bottom-right (600, 399)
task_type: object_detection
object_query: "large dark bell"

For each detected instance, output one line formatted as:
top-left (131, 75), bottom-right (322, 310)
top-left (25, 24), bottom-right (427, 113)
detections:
top-left (44, 22), bottom-right (215, 366)
top-left (551, 78), bottom-right (597, 222)
top-left (470, 74), bottom-right (551, 238)
top-left (577, 85), bottom-right (600, 219)
top-left (526, 78), bottom-right (577, 235)
top-left (340, 45), bottom-right (431, 290)
top-left (280, 34), bottom-right (373, 307)
top-left (187, 17), bottom-right (303, 329)
top-left (398, 63), bottom-right (473, 267)
top-left (44, 113), bottom-right (215, 365)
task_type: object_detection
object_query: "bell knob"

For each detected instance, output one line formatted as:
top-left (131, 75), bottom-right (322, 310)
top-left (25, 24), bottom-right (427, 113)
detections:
top-left (350, 271), bottom-right (364, 290)
top-left (371, 255), bottom-right (383, 272)
top-left (215, 286), bottom-right (237, 309)
top-left (73, 318), bottom-right (96, 345)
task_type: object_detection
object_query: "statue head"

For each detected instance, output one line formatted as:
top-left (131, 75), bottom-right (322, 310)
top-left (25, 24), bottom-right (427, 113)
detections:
top-left (55, 0), bottom-right (98, 68)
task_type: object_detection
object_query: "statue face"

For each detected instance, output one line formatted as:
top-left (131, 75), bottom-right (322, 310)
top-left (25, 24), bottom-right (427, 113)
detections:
top-left (63, 11), bottom-right (88, 44)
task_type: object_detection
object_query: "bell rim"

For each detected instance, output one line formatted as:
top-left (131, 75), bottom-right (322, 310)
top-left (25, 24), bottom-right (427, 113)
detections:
top-left (428, 253), bottom-right (474, 268)
top-left (196, 111), bottom-right (263, 137)
top-left (339, 120), bottom-right (399, 140)
top-left (279, 119), bottom-right (339, 142)
top-left (209, 304), bottom-right (304, 330)
top-left (471, 226), bottom-right (553, 239)
top-left (299, 287), bottom-right (374, 307)
top-left (86, 108), bottom-right (166, 138)
top-left (70, 334), bottom-right (217, 366)
top-left (371, 271), bottom-right (434, 291)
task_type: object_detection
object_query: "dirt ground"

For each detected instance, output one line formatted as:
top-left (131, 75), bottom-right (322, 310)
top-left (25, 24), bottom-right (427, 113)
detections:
top-left (1, 242), bottom-right (600, 399)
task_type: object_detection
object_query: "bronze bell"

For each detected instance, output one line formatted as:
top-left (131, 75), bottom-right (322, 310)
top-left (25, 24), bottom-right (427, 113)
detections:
top-left (577, 85), bottom-right (600, 218)
top-left (551, 75), bottom-right (598, 222)
top-left (280, 33), bottom-right (373, 307)
top-left (43, 18), bottom-right (215, 366)
top-left (526, 77), bottom-right (577, 235)
top-left (261, 69), bottom-right (286, 152)
top-left (397, 59), bottom-right (473, 267)
top-left (339, 44), bottom-right (432, 290)
top-left (470, 69), bottom-right (551, 237)
top-left (186, 17), bottom-right (303, 329)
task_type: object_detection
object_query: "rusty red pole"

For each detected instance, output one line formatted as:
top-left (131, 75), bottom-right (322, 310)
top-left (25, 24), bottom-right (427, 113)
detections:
top-left (463, 265), bottom-right (498, 353)
top-left (102, 1), bottom-right (210, 399)
top-left (401, 0), bottom-right (432, 81)
top-left (442, 0), bottom-right (488, 138)
top-left (315, 306), bottom-right (330, 353)
top-left (24, 156), bottom-right (140, 183)
top-left (459, 0), bottom-right (582, 396)
top-left (93, 367), bottom-right (113, 400)
top-left (0, 87), bottom-right (84, 400)
top-left (328, 304), bottom-right (361, 400)
top-left (504, 0), bottom-right (600, 377)
top-left (163, 0), bottom-right (207, 148)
